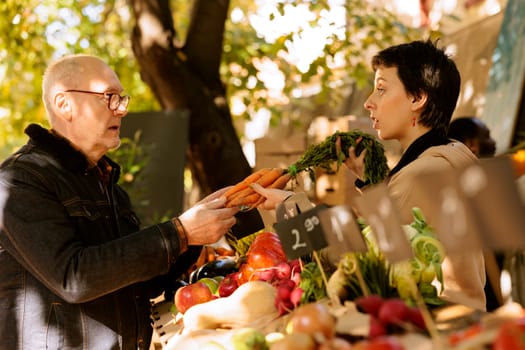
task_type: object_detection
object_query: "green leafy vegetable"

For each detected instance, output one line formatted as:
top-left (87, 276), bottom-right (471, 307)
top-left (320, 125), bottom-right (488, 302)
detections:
top-left (287, 130), bottom-right (389, 184)
top-left (299, 261), bottom-right (328, 304)
top-left (327, 207), bottom-right (446, 308)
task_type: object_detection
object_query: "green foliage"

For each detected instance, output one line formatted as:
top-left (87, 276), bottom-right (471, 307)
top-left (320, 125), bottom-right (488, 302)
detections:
top-left (0, 0), bottom-right (436, 158)
top-left (109, 131), bottom-right (151, 189)
top-left (222, 0), bottom-right (432, 128)
top-left (0, 0), bottom-right (158, 157)
top-left (107, 132), bottom-right (170, 226)
top-left (299, 261), bottom-right (329, 304)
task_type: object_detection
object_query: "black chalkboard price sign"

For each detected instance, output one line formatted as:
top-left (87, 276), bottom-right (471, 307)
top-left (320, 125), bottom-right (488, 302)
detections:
top-left (274, 204), bottom-right (329, 260)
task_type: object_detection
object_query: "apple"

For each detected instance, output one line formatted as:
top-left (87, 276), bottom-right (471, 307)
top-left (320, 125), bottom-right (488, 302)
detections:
top-left (174, 281), bottom-right (213, 314)
top-left (218, 272), bottom-right (240, 297)
top-left (198, 277), bottom-right (220, 295)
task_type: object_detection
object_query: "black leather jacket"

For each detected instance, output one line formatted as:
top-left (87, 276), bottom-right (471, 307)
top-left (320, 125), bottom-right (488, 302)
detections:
top-left (0, 124), bottom-right (192, 350)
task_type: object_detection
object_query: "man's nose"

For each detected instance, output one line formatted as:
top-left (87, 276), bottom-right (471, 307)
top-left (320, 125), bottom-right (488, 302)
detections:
top-left (114, 107), bottom-right (128, 118)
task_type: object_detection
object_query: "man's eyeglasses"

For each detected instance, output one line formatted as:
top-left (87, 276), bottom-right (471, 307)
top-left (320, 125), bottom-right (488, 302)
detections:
top-left (65, 90), bottom-right (130, 111)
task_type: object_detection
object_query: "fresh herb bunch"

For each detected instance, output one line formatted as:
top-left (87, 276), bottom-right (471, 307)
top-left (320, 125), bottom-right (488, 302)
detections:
top-left (287, 130), bottom-right (389, 184)
top-left (299, 261), bottom-right (329, 304)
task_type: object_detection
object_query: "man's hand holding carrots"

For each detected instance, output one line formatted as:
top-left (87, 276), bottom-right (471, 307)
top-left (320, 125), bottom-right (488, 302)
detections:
top-left (178, 188), bottom-right (239, 246)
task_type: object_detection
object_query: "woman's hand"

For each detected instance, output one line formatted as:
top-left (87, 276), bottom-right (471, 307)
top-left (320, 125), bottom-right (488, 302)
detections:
top-left (336, 135), bottom-right (367, 181)
top-left (250, 183), bottom-right (295, 211)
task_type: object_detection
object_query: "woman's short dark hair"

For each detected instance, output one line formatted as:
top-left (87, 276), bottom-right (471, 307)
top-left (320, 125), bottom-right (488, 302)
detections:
top-left (371, 40), bottom-right (461, 134)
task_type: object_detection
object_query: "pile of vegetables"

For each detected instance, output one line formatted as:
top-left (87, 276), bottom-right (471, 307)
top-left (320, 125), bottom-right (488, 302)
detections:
top-left (165, 205), bottom-right (449, 349)
top-left (391, 208), bottom-right (446, 306)
top-left (327, 208), bottom-right (446, 307)
top-left (181, 280), bottom-right (280, 333)
top-left (354, 295), bottom-right (427, 338)
top-left (173, 232), bottom-right (310, 332)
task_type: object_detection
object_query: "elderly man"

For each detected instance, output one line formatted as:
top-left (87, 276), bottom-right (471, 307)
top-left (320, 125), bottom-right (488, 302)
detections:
top-left (0, 55), bottom-right (239, 349)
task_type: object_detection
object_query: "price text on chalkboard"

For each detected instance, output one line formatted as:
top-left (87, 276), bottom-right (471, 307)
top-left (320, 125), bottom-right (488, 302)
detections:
top-left (274, 204), bottom-right (329, 260)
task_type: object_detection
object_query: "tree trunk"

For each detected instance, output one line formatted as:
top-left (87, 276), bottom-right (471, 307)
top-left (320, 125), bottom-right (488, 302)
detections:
top-left (129, 0), bottom-right (251, 195)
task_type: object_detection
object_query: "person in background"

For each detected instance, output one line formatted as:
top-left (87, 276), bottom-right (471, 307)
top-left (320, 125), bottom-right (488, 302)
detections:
top-left (448, 116), bottom-right (502, 312)
top-left (254, 40), bottom-right (487, 311)
top-left (448, 116), bottom-right (496, 158)
top-left (0, 54), bottom-right (239, 350)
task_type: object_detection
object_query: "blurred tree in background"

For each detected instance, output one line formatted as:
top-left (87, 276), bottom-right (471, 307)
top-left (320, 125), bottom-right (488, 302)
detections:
top-left (0, 0), bottom-right (428, 196)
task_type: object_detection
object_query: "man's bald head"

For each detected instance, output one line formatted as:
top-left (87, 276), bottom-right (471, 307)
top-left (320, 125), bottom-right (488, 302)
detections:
top-left (42, 55), bottom-right (112, 123)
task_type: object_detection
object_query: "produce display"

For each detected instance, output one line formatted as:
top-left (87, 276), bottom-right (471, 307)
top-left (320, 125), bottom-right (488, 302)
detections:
top-left (157, 138), bottom-right (523, 349)
top-left (158, 216), bottom-right (525, 350)
top-left (327, 208), bottom-right (446, 307)
top-left (158, 210), bottom-right (424, 349)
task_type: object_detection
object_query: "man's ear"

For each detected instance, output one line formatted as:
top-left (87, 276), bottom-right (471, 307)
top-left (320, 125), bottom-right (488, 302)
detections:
top-left (54, 92), bottom-right (73, 121)
top-left (410, 92), bottom-right (428, 112)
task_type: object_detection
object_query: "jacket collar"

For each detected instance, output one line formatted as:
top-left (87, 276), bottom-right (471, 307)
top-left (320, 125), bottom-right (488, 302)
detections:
top-left (388, 129), bottom-right (450, 179)
top-left (24, 123), bottom-right (120, 180)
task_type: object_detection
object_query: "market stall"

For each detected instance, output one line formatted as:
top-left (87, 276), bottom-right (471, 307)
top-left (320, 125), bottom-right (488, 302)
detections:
top-left (150, 131), bottom-right (525, 350)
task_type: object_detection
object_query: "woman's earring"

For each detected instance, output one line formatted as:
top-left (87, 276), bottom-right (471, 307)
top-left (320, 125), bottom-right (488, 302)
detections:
top-left (412, 117), bottom-right (416, 127)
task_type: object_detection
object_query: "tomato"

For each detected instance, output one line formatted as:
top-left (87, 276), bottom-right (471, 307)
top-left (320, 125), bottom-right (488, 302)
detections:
top-left (493, 317), bottom-right (525, 350)
top-left (512, 151), bottom-right (525, 177)
top-left (447, 323), bottom-right (483, 346)
top-left (238, 232), bottom-right (288, 283)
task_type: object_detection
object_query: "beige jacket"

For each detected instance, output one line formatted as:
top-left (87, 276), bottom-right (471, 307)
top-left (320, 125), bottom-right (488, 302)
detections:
top-left (388, 141), bottom-right (487, 311)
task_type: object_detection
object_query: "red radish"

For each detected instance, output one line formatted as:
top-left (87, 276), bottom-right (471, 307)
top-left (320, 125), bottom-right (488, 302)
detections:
top-left (251, 268), bottom-right (276, 282)
top-left (276, 299), bottom-right (294, 315)
top-left (407, 307), bottom-right (426, 330)
top-left (291, 270), bottom-right (302, 286)
top-left (354, 294), bottom-right (384, 317)
top-left (369, 315), bottom-right (387, 338)
top-left (277, 284), bottom-right (292, 301)
top-left (275, 261), bottom-right (292, 280)
top-left (290, 287), bottom-right (304, 308)
top-left (289, 259), bottom-right (302, 273)
top-left (378, 298), bottom-right (409, 326)
top-left (275, 278), bottom-right (296, 290)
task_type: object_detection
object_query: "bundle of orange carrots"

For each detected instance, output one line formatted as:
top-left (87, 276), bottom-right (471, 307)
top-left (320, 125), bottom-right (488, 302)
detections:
top-left (224, 167), bottom-right (291, 210)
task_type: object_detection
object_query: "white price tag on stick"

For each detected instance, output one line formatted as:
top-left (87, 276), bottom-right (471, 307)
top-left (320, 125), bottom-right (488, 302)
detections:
top-left (461, 156), bottom-right (525, 250)
top-left (410, 168), bottom-right (483, 255)
top-left (354, 183), bottom-right (413, 263)
top-left (411, 156), bottom-right (525, 253)
top-left (318, 205), bottom-right (368, 258)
